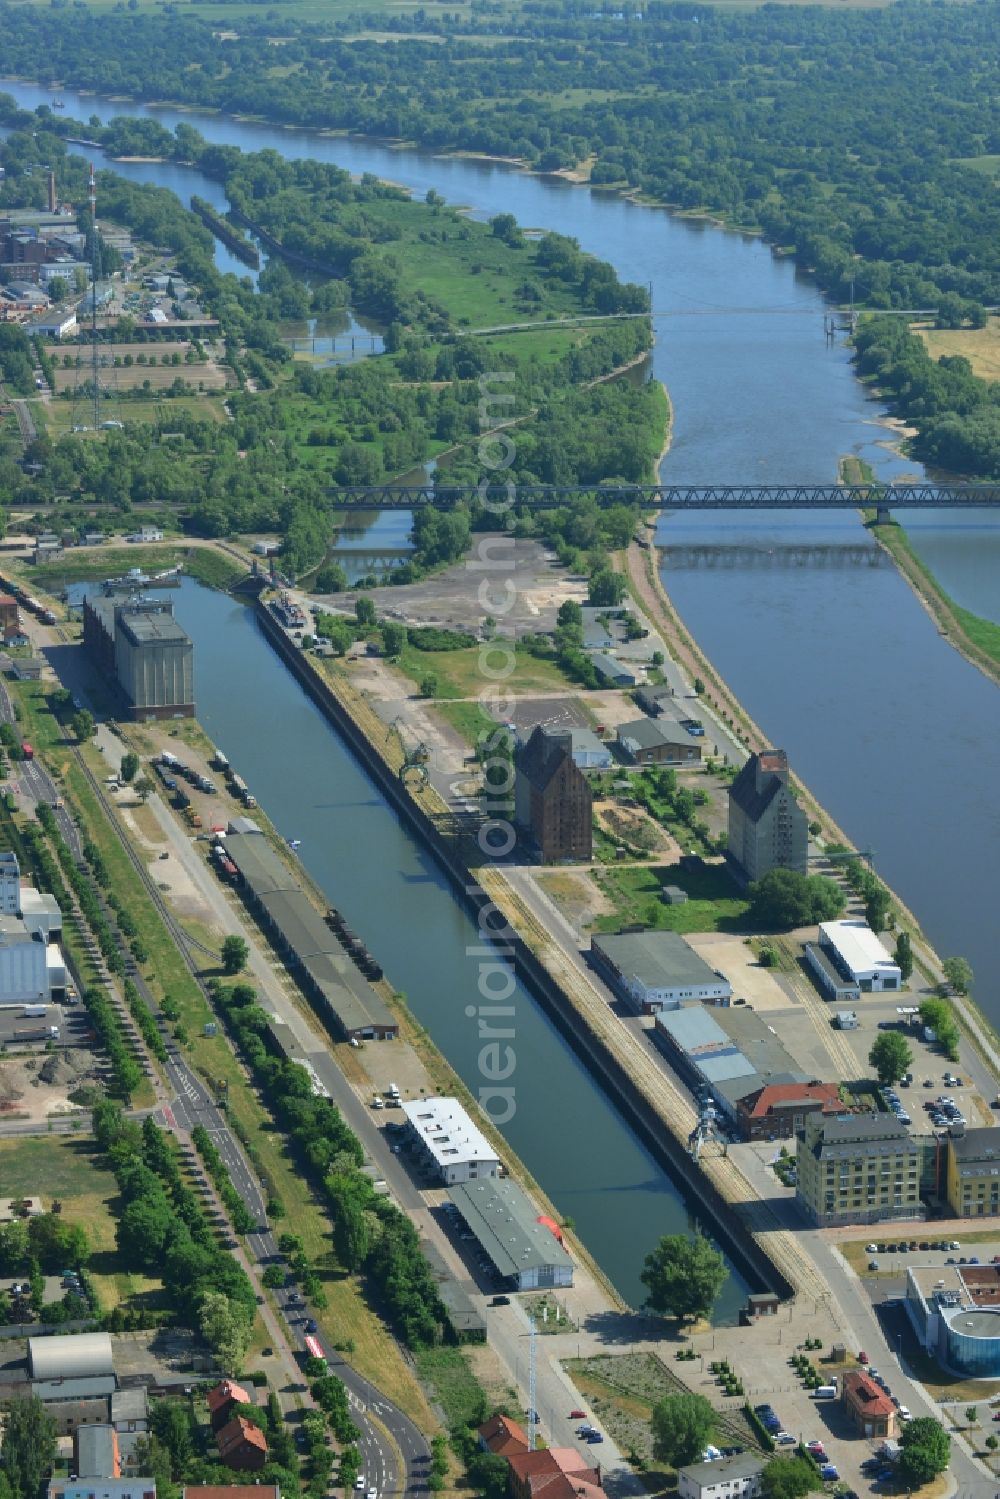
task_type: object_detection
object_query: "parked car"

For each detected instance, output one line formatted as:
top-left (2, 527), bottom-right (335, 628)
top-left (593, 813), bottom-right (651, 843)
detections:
top-left (858, 1351), bottom-right (868, 1363)
top-left (820, 1466), bottom-right (839, 1482)
top-left (776, 1433), bottom-right (796, 1446)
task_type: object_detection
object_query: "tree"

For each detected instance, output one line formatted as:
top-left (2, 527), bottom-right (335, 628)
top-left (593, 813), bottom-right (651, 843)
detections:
top-left (419, 672), bottom-right (439, 699)
top-left (489, 212), bottom-right (522, 247)
top-left (71, 708), bottom-right (96, 742)
top-left (650, 1392), bottom-right (716, 1467)
top-left (381, 621), bottom-right (406, 658)
top-left (557, 599), bottom-right (583, 630)
top-left (120, 751), bottom-right (140, 783)
top-left (314, 562), bottom-right (347, 593)
top-left (46, 276), bottom-right (69, 303)
top-left (355, 595), bottom-right (377, 628)
top-left (198, 1288), bottom-right (252, 1369)
top-left (222, 935), bottom-right (249, 975)
top-left (897, 1417), bottom-right (950, 1486)
top-left (133, 774), bottom-right (154, 803)
top-left (965, 1405), bottom-right (977, 1426)
top-left (868, 1031), bottom-right (913, 1086)
top-left (759, 1456), bottom-right (817, 1499)
top-left (262, 1264), bottom-right (285, 1289)
top-left (641, 1233), bottom-right (727, 1321)
top-left (116, 1195), bottom-right (174, 1268)
top-left (589, 567), bottom-right (627, 607)
top-left (943, 956), bottom-right (974, 994)
top-left (747, 868), bottom-right (845, 930)
top-left (0, 1396), bottom-right (57, 1499)
top-left (894, 931), bottom-right (913, 982)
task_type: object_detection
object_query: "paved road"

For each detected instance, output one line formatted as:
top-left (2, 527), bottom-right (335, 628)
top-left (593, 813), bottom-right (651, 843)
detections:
top-left (0, 663), bottom-right (425, 1493)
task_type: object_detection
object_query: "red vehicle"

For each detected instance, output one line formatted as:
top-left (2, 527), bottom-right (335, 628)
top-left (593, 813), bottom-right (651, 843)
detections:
top-left (304, 1333), bottom-right (325, 1362)
top-left (20, 742), bottom-right (32, 760)
top-left (569, 1410), bottom-right (587, 1420)
top-left (858, 1351), bottom-right (869, 1363)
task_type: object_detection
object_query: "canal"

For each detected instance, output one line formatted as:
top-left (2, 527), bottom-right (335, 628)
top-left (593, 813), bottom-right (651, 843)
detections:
top-left (166, 578), bottom-right (751, 1317)
top-left (15, 74), bottom-right (999, 1297)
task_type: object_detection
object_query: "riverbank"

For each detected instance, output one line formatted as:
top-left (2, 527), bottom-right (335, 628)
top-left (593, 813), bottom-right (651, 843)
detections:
top-left (838, 457), bottom-right (1000, 689)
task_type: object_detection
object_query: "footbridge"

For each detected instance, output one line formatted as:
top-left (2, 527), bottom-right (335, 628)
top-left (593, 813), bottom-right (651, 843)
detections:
top-left (326, 483), bottom-right (1000, 519)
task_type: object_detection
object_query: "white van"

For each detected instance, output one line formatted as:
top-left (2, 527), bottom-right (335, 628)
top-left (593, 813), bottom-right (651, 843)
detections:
top-left (386, 1082), bottom-right (400, 1099)
top-left (371, 1095), bottom-right (384, 1110)
top-left (814, 1385), bottom-right (838, 1399)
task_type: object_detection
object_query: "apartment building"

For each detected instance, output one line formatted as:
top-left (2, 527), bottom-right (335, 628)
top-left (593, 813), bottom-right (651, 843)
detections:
top-left (796, 1112), bottom-right (923, 1227)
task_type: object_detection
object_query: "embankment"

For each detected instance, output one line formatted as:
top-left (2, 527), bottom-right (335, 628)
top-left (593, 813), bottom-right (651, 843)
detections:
top-left (191, 196), bottom-right (260, 267)
top-left (254, 600), bottom-right (794, 1304)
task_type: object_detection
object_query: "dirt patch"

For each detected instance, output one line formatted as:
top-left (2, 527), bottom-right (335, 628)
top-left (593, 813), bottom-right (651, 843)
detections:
top-left (326, 537), bottom-right (585, 633)
top-left (595, 801), bottom-right (679, 858)
top-left (0, 1050), bottom-right (101, 1122)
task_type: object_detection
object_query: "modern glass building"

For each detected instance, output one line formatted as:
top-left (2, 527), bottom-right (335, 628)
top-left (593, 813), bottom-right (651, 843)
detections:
top-left (906, 1264), bottom-right (1000, 1377)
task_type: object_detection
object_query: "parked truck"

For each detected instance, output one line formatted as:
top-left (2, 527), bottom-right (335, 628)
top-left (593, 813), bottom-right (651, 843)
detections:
top-left (21, 1006), bottom-right (47, 1018)
top-left (14, 1025), bottom-right (59, 1041)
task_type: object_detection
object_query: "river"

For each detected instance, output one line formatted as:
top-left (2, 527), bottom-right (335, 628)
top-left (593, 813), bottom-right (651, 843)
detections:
top-left (14, 76), bottom-right (999, 1304)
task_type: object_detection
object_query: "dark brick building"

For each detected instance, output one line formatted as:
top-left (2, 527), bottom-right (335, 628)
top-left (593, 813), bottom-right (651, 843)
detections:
top-left (514, 727), bottom-right (592, 863)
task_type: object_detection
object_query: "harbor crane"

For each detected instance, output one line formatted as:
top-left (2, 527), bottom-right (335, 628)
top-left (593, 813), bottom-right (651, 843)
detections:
top-left (688, 1098), bottom-right (727, 1161)
top-left (387, 717), bottom-right (430, 788)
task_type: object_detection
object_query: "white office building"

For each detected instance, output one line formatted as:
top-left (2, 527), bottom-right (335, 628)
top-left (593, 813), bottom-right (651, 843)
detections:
top-left (809, 920), bottom-right (901, 993)
top-left (401, 1097), bottom-right (500, 1185)
top-left (678, 1454), bottom-right (764, 1499)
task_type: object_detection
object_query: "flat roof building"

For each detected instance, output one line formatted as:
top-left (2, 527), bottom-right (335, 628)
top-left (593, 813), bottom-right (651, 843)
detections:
top-left (450, 1177), bottom-right (574, 1290)
top-left (796, 1112), bottom-right (923, 1227)
top-left (590, 930), bottom-right (731, 1014)
top-left (812, 921), bottom-right (901, 993)
top-left (83, 592), bottom-right (193, 721)
top-left (906, 1262), bottom-right (1000, 1377)
top-left (677, 1453), bottom-right (764, 1499)
top-left (401, 1097), bottom-right (499, 1185)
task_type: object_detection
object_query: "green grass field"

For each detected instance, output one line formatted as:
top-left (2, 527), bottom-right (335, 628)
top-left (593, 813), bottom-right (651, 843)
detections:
top-left (394, 641), bottom-right (578, 698)
top-left (0, 1136), bottom-right (162, 1311)
top-left (592, 860), bottom-right (750, 934)
top-left (432, 699), bottom-right (500, 750)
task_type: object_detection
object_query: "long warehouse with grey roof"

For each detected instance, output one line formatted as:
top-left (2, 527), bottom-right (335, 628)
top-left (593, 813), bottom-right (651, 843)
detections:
top-left (450, 1177), bottom-right (574, 1290)
top-left (222, 828), bottom-right (397, 1041)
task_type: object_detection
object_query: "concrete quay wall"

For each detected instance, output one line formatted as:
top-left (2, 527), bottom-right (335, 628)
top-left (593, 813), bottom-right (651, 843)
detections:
top-left (254, 601), bottom-right (792, 1303)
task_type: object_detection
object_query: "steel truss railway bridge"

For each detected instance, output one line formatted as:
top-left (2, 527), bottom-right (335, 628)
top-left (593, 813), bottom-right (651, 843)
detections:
top-left (327, 483), bottom-right (1000, 519)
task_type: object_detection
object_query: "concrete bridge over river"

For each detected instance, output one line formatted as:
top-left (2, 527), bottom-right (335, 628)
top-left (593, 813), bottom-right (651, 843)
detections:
top-left (325, 483), bottom-right (1000, 520)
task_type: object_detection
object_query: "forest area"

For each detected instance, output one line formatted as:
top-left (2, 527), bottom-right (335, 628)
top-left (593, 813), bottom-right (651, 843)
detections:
top-left (0, 109), bottom-right (662, 576)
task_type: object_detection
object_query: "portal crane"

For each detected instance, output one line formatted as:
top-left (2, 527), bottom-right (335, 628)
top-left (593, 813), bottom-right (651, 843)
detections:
top-left (387, 717), bottom-right (430, 788)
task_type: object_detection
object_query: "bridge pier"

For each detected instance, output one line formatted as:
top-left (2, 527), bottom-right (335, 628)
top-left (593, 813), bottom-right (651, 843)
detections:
top-left (875, 505), bottom-right (892, 525)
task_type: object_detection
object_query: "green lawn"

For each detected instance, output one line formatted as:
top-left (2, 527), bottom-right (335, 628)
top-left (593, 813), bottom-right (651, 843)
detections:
top-left (394, 642), bottom-right (579, 698)
top-left (953, 603), bottom-right (1000, 666)
top-left (592, 860), bottom-right (750, 933)
top-left (0, 1137), bottom-right (163, 1311)
top-left (433, 699), bottom-right (502, 751)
